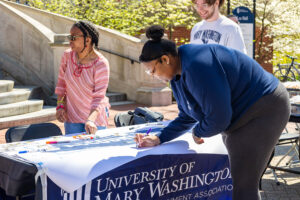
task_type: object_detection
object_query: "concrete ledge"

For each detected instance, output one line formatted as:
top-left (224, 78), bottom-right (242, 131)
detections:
top-left (0, 88), bottom-right (30, 105)
top-left (0, 106), bottom-right (56, 129)
top-left (0, 99), bottom-right (43, 118)
top-left (0, 80), bottom-right (14, 93)
top-left (136, 87), bottom-right (172, 106)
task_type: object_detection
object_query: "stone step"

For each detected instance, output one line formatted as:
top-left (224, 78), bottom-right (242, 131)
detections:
top-left (0, 88), bottom-right (31, 105)
top-left (106, 91), bottom-right (135, 106)
top-left (106, 92), bottom-right (127, 102)
top-left (0, 80), bottom-right (14, 93)
top-left (0, 106), bottom-right (56, 129)
top-left (14, 85), bottom-right (44, 100)
top-left (0, 100), bottom-right (43, 118)
top-left (110, 100), bottom-right (135, 106)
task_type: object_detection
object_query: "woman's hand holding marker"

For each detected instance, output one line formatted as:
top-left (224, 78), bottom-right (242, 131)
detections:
top-left (134, 128), bottom-right (160, 148)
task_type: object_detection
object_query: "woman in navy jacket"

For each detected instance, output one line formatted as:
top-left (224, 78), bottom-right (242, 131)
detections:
top-left (135, 25), bottom-right (290, 200)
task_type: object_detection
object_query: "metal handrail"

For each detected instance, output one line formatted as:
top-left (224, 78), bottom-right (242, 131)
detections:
top-left (99, 47), bottom-right (140, 64)
top-left (52, 34), bottom-right (140, 64)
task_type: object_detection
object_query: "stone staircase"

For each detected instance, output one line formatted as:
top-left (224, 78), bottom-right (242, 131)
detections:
top-left (107, 92), bottom-right (135, 106)
top-left (0, 80), bottom-right (135, 130)
top-left (0, 80), bottom-right (56, 129)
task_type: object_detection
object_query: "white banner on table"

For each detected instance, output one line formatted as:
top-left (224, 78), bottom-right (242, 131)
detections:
top-left (0, 123), bottom-right (228, 194)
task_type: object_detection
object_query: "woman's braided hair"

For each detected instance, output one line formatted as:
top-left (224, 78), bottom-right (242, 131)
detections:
top-left (73, 20), bottom-right (100, 52)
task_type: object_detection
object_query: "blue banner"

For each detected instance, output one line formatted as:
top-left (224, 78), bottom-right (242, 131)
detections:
top-left (47, 154), bottom-right (232, 200)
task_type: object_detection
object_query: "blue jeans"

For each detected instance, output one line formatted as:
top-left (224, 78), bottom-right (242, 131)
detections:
top-left (64, 122), bottom-right (106, 135)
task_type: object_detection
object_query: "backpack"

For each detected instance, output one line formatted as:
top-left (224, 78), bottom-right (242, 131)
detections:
top-left (114, 107), bottom-right (164, 127)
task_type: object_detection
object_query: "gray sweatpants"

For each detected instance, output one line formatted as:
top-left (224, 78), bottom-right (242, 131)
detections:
top-left (222, 82), bottom-right (290, 200)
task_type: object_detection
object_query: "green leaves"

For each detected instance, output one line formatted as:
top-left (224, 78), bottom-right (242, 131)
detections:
top-left (27, 0), bottom-right (198, 41)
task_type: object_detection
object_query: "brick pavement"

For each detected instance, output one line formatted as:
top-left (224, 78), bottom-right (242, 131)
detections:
top-left (260, 121), bottom-right (300, 200)
top-left (0, 103), bottom-right (299, 199)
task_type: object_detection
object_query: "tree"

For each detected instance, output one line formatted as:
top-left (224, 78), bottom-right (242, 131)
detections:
top-left (230, 0), bottom-right (300, 64)
top-left (28, 0), bottom-right (300, 65)
top-left (134, 0), bottom-right (198, 40)
top-left (28, 0), bottom-right (198, 41)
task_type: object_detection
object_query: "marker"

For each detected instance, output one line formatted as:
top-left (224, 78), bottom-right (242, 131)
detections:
top-left (136, 135), bottom-right (140, 148)
top-left (136, 128), bottom-right (152, 148)
top-left (18, 149), bottom-right (46, 153)
top-left (73, 135), bottom-right (95, 140)
top-left (46, 140), bottom-right (71, 144)
top-left (141, 128), bottom-right (152, 141)
top-left (145, 128), bottom-right (152, 136)
top-left (18, 150), bottom-right (29, 154)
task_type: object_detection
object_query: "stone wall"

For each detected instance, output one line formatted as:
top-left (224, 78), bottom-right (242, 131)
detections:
top-left (0, 0), bottom-right (172, 106)
top-left (0, 1), bottom-right (55, 95)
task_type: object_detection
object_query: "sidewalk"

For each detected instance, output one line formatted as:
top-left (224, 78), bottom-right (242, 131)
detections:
top-left (0, 103), bottom-right (299, 199)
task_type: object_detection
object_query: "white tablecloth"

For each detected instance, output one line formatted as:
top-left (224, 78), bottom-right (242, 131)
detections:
top-left (0, 123), bottom-right (228, 193)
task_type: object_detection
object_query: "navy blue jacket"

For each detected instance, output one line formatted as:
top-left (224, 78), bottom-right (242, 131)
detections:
top-left (158, 44), bottom-right (278, 143)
